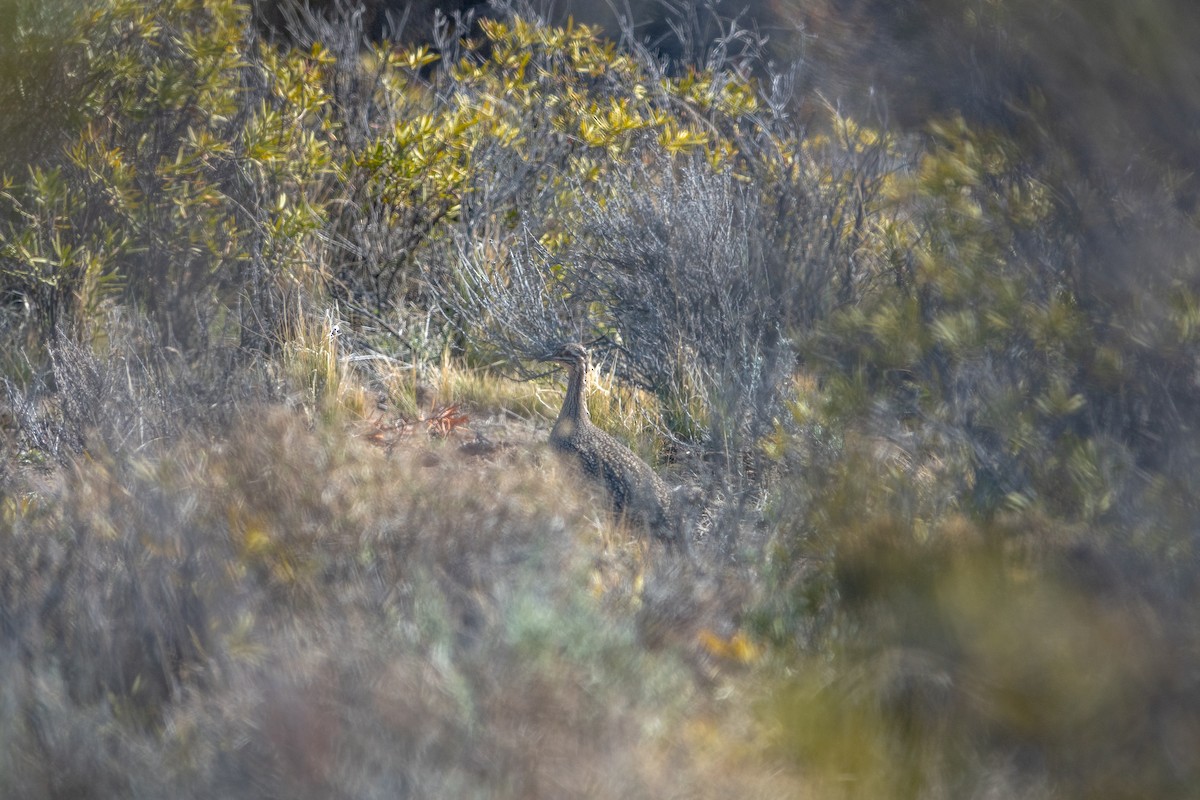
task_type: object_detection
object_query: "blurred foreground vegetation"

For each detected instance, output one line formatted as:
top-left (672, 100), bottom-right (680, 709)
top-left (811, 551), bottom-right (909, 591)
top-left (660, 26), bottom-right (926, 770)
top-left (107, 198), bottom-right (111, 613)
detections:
top-left (2, 1), bottom-right (1199, 798)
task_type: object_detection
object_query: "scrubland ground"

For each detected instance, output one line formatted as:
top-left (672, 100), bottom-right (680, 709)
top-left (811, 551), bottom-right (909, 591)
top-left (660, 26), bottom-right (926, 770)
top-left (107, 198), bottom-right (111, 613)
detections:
top-left (0, 347), bottom-right (799, 799)
top-left (4, 1), bottom-right (1200, 798)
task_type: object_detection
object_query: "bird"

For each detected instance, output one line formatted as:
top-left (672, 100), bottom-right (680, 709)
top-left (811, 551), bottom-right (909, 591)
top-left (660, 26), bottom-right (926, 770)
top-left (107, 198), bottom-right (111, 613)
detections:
top-left (540, 342), bottom-right (681, 548)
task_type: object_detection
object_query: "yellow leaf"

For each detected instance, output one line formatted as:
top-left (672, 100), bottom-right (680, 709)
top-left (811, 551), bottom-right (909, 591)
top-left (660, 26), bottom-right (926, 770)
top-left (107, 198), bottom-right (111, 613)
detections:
top-left (697, 629), bottom-right (760, 664)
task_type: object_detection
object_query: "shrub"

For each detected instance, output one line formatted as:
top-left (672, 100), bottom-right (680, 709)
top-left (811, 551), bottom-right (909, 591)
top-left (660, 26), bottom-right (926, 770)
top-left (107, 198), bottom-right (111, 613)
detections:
top-left (0, 410), bottom-right (761, 798)
top-left (0, 0), bottom-right (333, 352)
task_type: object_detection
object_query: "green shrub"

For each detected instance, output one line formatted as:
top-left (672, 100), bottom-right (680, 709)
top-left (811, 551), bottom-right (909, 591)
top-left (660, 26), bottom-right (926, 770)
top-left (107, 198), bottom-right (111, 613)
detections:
top-left (0, 0), bottom-right (332, 351)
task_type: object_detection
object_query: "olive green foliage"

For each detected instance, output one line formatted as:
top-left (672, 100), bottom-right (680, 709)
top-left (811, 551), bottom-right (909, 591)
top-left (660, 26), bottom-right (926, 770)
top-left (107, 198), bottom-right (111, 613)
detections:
top-left (3, 2), bottom-right (1200, 799)
top-left (811, 119), bottom-right (1093, 518)
top-left (0, 0), bottom-right (88, 177)
top-left (758, 105), bottom-right (1200, 800)
top-left (333, 10), bottom-right (768, 330)
top-left (0, 0), bottom-right (332, 350)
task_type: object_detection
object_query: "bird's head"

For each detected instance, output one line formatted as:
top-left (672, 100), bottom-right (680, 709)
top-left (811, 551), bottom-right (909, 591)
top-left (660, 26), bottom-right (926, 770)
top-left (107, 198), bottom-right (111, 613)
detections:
top-left (538, 342), bottom-right (589, 368)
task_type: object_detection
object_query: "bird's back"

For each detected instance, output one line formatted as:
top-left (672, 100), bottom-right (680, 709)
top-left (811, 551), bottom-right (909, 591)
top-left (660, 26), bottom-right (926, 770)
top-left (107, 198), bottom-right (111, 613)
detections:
top-left (550, 419), bottom-right (671, 531)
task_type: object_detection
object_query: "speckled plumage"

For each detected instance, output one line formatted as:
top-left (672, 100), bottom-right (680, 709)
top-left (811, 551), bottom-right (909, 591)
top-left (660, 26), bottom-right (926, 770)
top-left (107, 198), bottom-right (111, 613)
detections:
top-left (542, 343), bottom-right (675, 540)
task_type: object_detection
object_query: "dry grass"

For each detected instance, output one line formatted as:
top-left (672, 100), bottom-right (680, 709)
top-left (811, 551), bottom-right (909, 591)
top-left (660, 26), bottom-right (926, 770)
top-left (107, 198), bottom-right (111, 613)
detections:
top-left (360, 348), bottom-right (671, 465)
top-left (5, 312), bottom-right (1198, 800)
top-left (0, 398), bottom-right (797, 799)
top-left (282, 306), bottom-right (372, 420)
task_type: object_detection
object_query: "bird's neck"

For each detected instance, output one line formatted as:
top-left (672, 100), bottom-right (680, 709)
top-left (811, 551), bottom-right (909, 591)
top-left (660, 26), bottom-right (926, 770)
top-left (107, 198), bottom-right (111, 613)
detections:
top-left (555, 361), bottom-right (590, 433)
